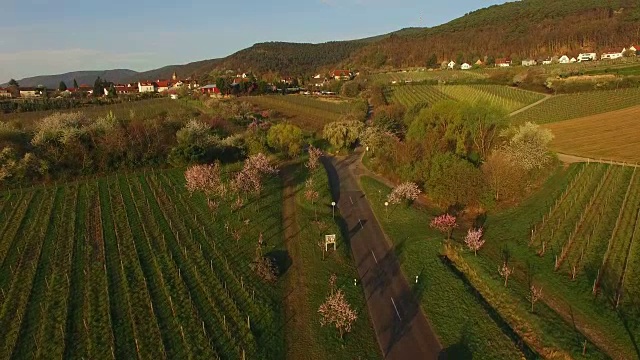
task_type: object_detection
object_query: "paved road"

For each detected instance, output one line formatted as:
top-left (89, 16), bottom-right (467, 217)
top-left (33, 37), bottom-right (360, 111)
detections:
top-left (322, 154), bottom-right (442, 359)
top-left (509, 94), bottom-right (552, 117)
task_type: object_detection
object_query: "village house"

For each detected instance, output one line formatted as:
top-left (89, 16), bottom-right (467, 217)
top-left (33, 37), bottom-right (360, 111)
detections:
top-left (495, 58), bottom-right (511, 67)
top-left (138, 81), bottom-right (157, 93)
top-left (570, 57), bottom-right (577, 63)
top-left (200, 84), bottom-right (220, 95)
top-left (578, 53), bottom-right (597, 62)
top-left (460, 63), bottom-right (472, 70)
top-left (156, 80), bottom-right (171, 93)
top-left (475, 59), bottom-right (484, 66)
top-left (541, 58), bottom-right (553, 65)
top-left (601, 49), bottom-right (623, 60)
top-left (19, 87), bottom-right (41, 98)
top-left (558, 55), bottom-right (570, 64)
top-left (0, 88), bottom-right (12, 98)
top-left (114, 83), bottom-right (139, 95)
top-left (522, 59), bottom-right (537, 66)
top-left (447, 61), bottom-right (456, 69)
top-left (331, 70), bottom-right (351, 81)
top-left (629, 45), bottom-right (640, 56)
top-left (313, 74), bottom-right (322, 79)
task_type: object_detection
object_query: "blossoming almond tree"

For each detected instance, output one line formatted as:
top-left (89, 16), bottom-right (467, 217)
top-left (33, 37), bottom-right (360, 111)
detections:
top-left (318, 289), bottom-right (357, 339)
top-left (387, 182), bottom-right (421, 205)
top-left (184, 163), bottom-right (225, 197)
top-left (464, 228), bottom-right (485, 255)
top-left (498, 262), bottom-right (513, 287)
top-left (430, 214), bottom-right (458, 240)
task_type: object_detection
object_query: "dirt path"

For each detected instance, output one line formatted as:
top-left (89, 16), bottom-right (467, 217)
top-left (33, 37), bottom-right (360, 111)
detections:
top-left (509, 94), bottom-right (552, 117)
top-left (280, 166), bottom-right (314, 359)
top-left (556, 152), bottom-right (640, 167)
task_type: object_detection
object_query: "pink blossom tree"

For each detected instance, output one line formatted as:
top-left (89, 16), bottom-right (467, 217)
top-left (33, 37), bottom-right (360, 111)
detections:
top-left (430, 214), bottom-right (458, 240)
top-left (304, 178), bottom-right (320, 220)
top-left (306, 145), bottom-right (323, 172)
top-left (387, 182), bottom-right (421, 205)
top-left (318, 287), bottom-right (357, 339)
top-left (464, 228), bottom-right (485, 255)
top-left (232, 153), bottom-right (278, 198)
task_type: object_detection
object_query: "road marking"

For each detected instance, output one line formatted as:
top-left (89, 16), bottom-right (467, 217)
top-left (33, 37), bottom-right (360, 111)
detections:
top-left (349, 196), bottom-right (354, 204)
top-left (358, 219), bottom-right (364, 229)
top-left (371, 250), bottom-right (378, 264)
top-left (391, 297), bottom-right (402, 321)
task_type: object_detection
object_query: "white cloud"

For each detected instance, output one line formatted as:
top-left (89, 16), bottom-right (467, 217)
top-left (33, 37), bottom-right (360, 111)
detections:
top-left (0, 48), bottom-right (156, 82)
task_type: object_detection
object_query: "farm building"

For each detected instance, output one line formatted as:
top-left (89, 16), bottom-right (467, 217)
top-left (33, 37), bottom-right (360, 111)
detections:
top-left (200, 84), bottom-right (220, 95)
top-left (447, 61), bottom-right (456, 69)
top-left (558, 55), bottom-right (570, 64)
top-left (461, 63), bottom-right (472, 70)
top-left (578, 53), bottom-right (597, 62)
top-left (522, 59), bottom-right (537, 66)
top-left (19, 87), bottom-right (42, 97)
top-left (495, 58), bottom-right (511, 67)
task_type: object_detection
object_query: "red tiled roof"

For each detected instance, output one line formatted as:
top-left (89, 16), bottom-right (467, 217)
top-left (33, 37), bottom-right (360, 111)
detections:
top-left (496, 58), bottom-right (511, 64)
top-left (332, 70), bottom-right (350, 77)
top-left (156, 80), bottom-right (171, 88)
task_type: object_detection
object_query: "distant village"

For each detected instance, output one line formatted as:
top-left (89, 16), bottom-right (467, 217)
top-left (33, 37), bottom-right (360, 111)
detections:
top-left (0, 69), bottom-right (357, 100)
top-left (442, 45), bottom-right (640, 71)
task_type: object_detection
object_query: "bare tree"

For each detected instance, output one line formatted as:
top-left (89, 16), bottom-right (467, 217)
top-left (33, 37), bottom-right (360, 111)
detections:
top-left (528, 285), bottom-right (543, 312)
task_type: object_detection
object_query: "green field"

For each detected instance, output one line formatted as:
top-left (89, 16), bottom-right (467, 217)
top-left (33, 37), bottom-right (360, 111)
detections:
top-left (0, 169), bottom-right (285, 359)
top-left (245, 95), bottom-right (364, 132)
top-left (368, 69), bottom-right (488, 83)
top-left (388, 84), bottom-right (545, 112)
top-left (359, 174), bottom-right (619, 358)
top-left (511, 87), bottom-right (640, 124)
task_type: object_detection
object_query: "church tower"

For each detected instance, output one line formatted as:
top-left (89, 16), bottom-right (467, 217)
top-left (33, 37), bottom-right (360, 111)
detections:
top-left (172, 71), bottom-right (178, 81)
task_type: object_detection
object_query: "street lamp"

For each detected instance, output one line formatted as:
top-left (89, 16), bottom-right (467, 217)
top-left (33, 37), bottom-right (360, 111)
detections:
top-left (384, 201), bottom-right (389, 219)
top-left (331, 201), bottom-right (336, 219)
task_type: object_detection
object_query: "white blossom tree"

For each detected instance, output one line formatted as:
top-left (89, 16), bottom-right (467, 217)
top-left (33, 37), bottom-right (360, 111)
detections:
top-left (464, 228), bottom-right (485, 255)
top-left (387, 182), bottom-right (421, 205)
top-left (318, 287), bottom-right (357, 339)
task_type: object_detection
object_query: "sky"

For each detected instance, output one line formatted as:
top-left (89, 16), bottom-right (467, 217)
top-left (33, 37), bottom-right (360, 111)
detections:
top-left (0, 0), bottom-right (505, 82)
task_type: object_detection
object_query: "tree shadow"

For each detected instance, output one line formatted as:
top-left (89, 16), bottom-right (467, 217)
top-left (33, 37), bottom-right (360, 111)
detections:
top-left (438, 343), bottom-right (473, 360)
top-left (266, 249), bottom-right (292, 277)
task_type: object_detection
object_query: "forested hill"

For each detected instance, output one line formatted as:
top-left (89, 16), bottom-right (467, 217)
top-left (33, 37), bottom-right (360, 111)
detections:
top-left (158, 0), bottom-right (640, 78)
top-left (3, 69), bottom-right (138, 88)
top-left (350, 0), bottom-right (640, 68)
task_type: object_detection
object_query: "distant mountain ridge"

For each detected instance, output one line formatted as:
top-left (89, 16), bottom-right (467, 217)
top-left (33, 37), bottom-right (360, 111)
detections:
top-left (7, 0), bottom-right (640, 85)
top-left (3, 69), bottom-right (139, 89)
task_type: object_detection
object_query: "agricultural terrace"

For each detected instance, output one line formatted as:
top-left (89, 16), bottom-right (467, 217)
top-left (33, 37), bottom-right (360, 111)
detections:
top-left (388, 84), bottom-right (545, 113)
top-left (544, 106), bottom-right (640, 164)
top-left (358, 176), bottom-right (612, 358)
top-left (511, 87), bottom-right (640, 125)
top-left (0, 98), bottom-right (202, 127)
top-left (0, 168), bottom-right (285, 359)
top-left (368, 69), bottom-right (488, 83)
top-left (245, 95), bottom-right (366, 132)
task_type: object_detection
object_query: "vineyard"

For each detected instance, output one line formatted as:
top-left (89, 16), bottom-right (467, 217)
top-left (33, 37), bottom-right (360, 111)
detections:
top-left (511, 87), bottom-right (640, 125)
top-left (368, 69), bottom-right (488, 83)
top-left (544, 105), bottom-right (640, 164)
top-left (0, 169), bottom-right (285, 359)
top-left (388, 84), bottom-right (545, 112)
top-left (245, 95), bottom-right (365, 132)
top-left (529, 163), bottom-right (640, 307)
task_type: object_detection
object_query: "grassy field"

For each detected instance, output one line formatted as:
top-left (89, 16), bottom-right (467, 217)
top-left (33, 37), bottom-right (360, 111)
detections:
top-left (283, 162), bottom-right (379, 359)
top-left (368, 69), bottom-right (488, 83)
top-left (359, 175), bottom-right (618, 358)
top-left (245, 95), bottom-right (364, 132)
top-left (511, 87), bottom-right (640, 125)
top-left (359, 176), bottom-right (528, 359)
top-left (0, 168), bottom-right (286, 359)
top-left (388, 84), bottom-right (545, 112)
top-left (543, 105), bottom-right (640, 164)
top-left (0, 98), bottom-right (202, 126)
